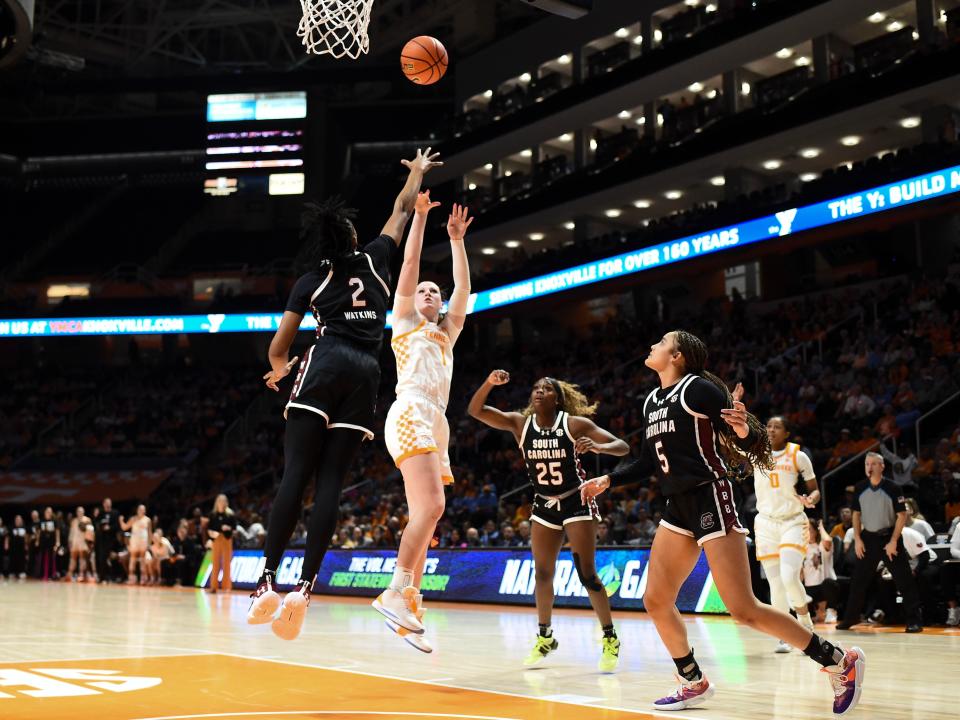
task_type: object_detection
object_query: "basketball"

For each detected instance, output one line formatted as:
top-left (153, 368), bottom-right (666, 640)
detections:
top-left (401, 35), bottom-right (448, 85)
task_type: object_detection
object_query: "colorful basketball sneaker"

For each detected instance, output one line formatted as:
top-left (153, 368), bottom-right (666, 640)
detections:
top-left (824, 646), bottom-right (865, 716)
top-left (598, 635), bottom-right (621, 672)
top-left (271, 580), bottom-right (311, 641)
top-left (523, 633), bottom-right (558, 666)
top-left (652, 675), bottom-right (716, 711)
top-left (373, 586), bottom-right (425, 634)
top-left (385, 592), bottom-right (432, 653)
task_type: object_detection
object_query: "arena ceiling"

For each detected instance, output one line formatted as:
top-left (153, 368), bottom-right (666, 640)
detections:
top-left (20, 0), bottom-right (540, 76)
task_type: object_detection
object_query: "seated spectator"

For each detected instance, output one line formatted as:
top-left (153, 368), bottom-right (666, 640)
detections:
top-left (596, 520), bottom-right (615, 546)
top-left (875, 404), bottom-right (900, 438)
top-left (904, 498), bottom-right (935, 541)
top-left (830, 508), bottom-right (853, 540)
top-left (499, 524), bottom-right (522, 547)
top-left (826, 429), bottom-right (859, 470)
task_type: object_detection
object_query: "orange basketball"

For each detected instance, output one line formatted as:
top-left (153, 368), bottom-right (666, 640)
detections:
top-left (401, 35), bottom-right (448, 85)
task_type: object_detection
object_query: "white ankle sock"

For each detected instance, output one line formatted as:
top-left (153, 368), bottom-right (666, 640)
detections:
top-left (390, 566), bottom-right (414, 593)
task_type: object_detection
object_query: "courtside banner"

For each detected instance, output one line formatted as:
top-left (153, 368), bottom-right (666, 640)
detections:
top-left (9, 165), bottom-right (956, 338)
top-left (195, 547), bottom-right (728, 614)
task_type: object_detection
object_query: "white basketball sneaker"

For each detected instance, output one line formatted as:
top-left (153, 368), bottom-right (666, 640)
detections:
top-left (373, 586), bottom-right (424, 634)
top-left (385, 592), bottom-right (433, 653)
top-left (247, 574), bottom-right (281, 625)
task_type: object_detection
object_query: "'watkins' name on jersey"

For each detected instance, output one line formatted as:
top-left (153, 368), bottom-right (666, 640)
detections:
top-left (646, 405), bottom-right (676, 439)
top-left (525, 436), bottom-right (569, 461)
top-left (343, 310), bottom-right (379, 320)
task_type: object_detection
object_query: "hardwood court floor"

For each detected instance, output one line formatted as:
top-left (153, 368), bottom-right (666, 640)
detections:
top-left (1, 581), bottom-right (956, 720)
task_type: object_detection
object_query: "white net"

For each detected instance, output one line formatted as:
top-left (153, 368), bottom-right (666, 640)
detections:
top-left (297, 0), bottom-right (375, 60)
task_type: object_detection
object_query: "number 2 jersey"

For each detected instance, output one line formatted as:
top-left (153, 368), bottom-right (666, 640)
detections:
top-left (608, 374), bottom-right (758, 496)
top-left (285, 234), bottom-right (396, 354)
top-left (519, 411), bottom-right (585, 495)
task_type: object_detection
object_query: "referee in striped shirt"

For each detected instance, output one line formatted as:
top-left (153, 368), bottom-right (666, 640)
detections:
top-left (837, 452), bottom-right (922, 632)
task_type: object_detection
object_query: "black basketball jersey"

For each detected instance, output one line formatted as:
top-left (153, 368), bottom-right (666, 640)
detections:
top-left (610, 374), bottom-right (757, 496)
top-left (519, 411), bottom-right (586, 495)
top-left (286, 234), bottom-right (396, 354)
top-left (10, 526), bottom-right (27, 550)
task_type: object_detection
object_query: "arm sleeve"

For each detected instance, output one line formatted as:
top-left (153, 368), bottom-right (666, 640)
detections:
top-left (285, 273), bottom-right (318, 316)
top-left (850, 486), bottom-right (862, 513)
top-left (879, 444), bottom-right (896, 463)
top-left (608, 441), bottom-right (657, 487)
top-left (797, 451), bottom-right (816, 481)
top-left (683, 377), bottom-right (759, 451)
top-left (363, 234), bottom-right (397, 277)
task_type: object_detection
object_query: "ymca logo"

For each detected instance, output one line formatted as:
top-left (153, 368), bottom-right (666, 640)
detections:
top-left (770, 208), bottom-right (798, 237)
top-left (204, 314), bottom-right (226, 333)
top-left (700, 512), bottom-right (715, 530)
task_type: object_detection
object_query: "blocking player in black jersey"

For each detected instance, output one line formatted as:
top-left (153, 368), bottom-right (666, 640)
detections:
top-left (581, 330), bottom-right (865, 715)
top-left (246, 147), bottom-right (442, 641)
top-left (469, 372), bottom-right (629, 671)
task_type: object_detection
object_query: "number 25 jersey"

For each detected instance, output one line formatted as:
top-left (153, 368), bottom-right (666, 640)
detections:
top-left (519, 411), bottom-right (585, 495)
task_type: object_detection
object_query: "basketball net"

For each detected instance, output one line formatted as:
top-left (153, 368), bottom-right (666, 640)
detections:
top-left (298, 0), bottom-right (374, 60)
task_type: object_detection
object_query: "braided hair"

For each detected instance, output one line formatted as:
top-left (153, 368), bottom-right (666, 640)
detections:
top-left (521, 378), bottom-right (598, 418)
top-left (671, 330), bottom-right (773, 471)
top-left (297, 196), bottom-right (358, 272)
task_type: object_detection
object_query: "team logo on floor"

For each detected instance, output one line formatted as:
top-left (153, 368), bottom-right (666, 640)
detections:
top-left (0, 668), bottom-right (161, 698)
top-left (700, 512), bottom-right (715, 530)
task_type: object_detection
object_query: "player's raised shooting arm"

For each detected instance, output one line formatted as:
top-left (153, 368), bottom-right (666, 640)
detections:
top-left (468, 371), bottom-right (524, 441)
top-left (381, 148), bottom-right (442, 245)
top-left (442, 204), bottom-right (474, 336)
top-left (394, 192), bottom-right (438, 317)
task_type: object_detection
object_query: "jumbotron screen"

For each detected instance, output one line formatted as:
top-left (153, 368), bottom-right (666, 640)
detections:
top-left (203, 91), bottom-right (307, 197)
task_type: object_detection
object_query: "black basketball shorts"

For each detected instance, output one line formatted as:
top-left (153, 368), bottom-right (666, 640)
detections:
top-left (531, 492), bottom-right (599, 530)
top-left (286, 336), bottom-right (380, 440)
top-left (661, 477), bottom-right (748, 545)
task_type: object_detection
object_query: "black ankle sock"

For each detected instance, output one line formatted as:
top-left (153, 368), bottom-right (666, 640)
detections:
top-left (260, 569), bottom-right (276, 584)
top-left (673, 650), bottom-right (702, 682)
top-left (602, 624), bottom-right (616, 639)
top-left (538, 624), bottom-right (552, 638)
top-left (803, 634), bottom-right (845, 668)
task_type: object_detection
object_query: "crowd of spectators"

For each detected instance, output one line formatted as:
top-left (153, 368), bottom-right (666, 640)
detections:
top-left (2, 271), bottom-right (959, 624)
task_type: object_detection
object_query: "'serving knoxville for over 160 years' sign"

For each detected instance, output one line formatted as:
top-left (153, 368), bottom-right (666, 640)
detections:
top-left (3, 164), bottom-right (959, 338)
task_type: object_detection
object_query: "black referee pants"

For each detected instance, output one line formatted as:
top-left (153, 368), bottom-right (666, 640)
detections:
top-left (841, 530), bottom-right (921, 626)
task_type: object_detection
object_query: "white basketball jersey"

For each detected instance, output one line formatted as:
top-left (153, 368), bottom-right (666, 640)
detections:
top-left (391, 314), bottom-right (455, 409)
top-left (754, 442), bottom-right (815, 519)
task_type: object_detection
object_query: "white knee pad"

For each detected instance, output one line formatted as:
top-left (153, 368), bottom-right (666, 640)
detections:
top-left (761, 559), bottom-right (789, 614)
top-left (779, 549), bottom-right (807, 609)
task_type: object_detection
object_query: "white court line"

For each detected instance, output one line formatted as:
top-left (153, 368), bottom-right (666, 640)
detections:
top-left (0, 651), bottom-right (213, 665)
top-left (135, 713), bottom-right (521, 720)
top-left (204, 650), bottom-right (679, 718)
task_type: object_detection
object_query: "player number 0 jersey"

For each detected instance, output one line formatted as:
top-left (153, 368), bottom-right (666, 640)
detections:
top-left (753, 442), bottom-right (816, 519)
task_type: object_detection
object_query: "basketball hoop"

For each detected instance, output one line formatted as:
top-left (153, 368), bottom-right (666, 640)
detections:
top-left (298, 0), bottom-right (375, 60)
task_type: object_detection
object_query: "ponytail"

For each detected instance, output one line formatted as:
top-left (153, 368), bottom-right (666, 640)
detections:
top-left (297, 195), bottom-right (357, 272)
top-left (671, 329), bottom-right (773, 471)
